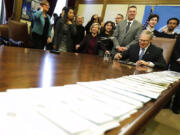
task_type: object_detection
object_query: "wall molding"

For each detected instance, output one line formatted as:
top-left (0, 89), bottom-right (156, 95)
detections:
top-left (12, 0), bottom-right (23, 21)
top-left (101, 0), bottom-right (107, 21)
top-left (78, 0), bottom-right (180, 4)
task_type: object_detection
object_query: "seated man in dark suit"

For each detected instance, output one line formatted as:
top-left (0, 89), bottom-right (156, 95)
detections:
top-left (114, 30), bottom-right (167, 69)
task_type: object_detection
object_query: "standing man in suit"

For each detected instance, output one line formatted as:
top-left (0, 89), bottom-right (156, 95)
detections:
top-left (73, 15), bottom-right (85, 52)
top-left (113, 6), bottom-right (142, 52)
top-left (115, 14), bottom-right (124, 25)
top-left (114, 30), bottom-right (167, 69)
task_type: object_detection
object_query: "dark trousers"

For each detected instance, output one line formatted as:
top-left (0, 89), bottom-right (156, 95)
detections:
top-left (32, 32), bottom-right (47, 49)
top-left (170, 63), bottom-right (180, 110)
top-left (172, 88), bottom-right (180, 109)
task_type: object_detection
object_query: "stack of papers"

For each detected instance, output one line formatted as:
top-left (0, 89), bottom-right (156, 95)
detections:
top-left (0, 71), bottom-right (179, 135)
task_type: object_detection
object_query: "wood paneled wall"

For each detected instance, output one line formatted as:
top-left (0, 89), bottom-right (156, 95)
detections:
top-left (77, 0), bottom-right (180, 23)
top-left (12, 0), bottom-right (57, 21)
top-left (78, 0), bottom-right (180, 4)
top-left (12, 0), bottom-right (180, 22)
top-left (12, 0), bottom-right (23, 21)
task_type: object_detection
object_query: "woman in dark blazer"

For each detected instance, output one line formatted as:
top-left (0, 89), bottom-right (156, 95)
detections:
top-left (54, 8), bottom-right (76, 52)
top-left (99, 21), bottom-right (115, 56)
top-left (76, 23), bottom-right (101, 55)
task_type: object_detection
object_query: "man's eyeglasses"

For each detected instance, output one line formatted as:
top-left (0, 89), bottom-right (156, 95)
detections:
top-left (139, 39), bottom-right (149, 43)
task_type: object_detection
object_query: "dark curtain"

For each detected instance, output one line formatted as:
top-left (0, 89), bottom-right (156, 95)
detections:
top-left (4, 0), bottom-right (14, 21)
top-left (0, 0), bottom-right (6, 24)
top-left (67, 0), bottom-right (75, 8)
top-left (48, 0), bottom-right (58, 16)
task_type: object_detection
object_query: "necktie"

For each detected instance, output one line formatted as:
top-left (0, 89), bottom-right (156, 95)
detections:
top-left (126, 22), bottom-right (131, 33)
top-left (139, 48), bottom-right (145, 60)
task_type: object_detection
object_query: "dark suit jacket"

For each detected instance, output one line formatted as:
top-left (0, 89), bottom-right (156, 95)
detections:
top-left (170, 37), bottom-right (180, 72)
top-left (73, 24), bottom-right (85, 52)
top-left (121, 43), bottom-right (167, 69)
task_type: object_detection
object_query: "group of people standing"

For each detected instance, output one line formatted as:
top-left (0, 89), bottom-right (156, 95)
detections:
top-left (31, 0), bottom-right (180, 114)
top-left (31, 0), bottom-right (116, 56)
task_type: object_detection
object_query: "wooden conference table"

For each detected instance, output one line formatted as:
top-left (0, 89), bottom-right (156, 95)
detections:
top-left (0, 46), bottom-right (179, 135)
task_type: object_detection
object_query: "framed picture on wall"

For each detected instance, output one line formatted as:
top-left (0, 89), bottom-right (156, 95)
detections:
top-left (21, 0), bottom-right (41, 21)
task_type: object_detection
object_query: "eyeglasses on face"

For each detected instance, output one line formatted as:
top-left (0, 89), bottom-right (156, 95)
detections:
top-left (139, 39), bottom-right (149, 43)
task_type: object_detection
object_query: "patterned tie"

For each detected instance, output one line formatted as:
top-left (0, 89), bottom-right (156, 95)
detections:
top-left (139, 48), bottom-right (145, 60)
top-left (126, 22), bottom-right (131, 33)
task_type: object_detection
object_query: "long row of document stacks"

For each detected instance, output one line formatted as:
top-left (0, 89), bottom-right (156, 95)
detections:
top-left (0, 71), bottom-right (180, 135)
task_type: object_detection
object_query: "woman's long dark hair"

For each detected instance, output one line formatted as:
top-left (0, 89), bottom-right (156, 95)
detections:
top-left (102, 21), bottom-right (115, 36)
top-left (89, 14), bottom-right (100, 24)
top-left (63, 7), bottom-right (74, 23)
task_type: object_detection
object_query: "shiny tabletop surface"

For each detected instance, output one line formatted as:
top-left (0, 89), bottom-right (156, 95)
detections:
top-left (0, 46), bottom-right (179, 135)
top-left (0, 46), bottom-right (142, 91)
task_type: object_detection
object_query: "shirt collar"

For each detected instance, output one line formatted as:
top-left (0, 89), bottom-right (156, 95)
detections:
top-left (146, 25), bottom-right (155, 32)
top-left (163, 28), bottom-right (175, 34)
top-left (170, 31), bottom-right (175, 34)
top-left (166, 30), bottom-right (175, 34)
top-left (140, 43), bottom-right (150, 52)
top-left (127, 19), bottom-right (134, 24)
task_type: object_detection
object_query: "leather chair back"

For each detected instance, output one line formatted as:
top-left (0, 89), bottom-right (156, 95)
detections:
top-left (8, 19), bottom-right (29, 47)
top-left (0, 24), bottom-right (8, 39)
top-left (151, 37), bottom-right (176, 64)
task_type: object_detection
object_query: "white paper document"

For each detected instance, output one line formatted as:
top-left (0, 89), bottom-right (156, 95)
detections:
top-left (2, 70), bottom-right (179, 135)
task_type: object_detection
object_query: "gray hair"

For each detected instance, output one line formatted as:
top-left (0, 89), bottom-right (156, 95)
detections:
top-left (141, 30), bottom-right (154, 40)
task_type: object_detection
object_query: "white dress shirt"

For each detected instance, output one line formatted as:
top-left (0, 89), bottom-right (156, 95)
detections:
top-left (127, 20), bottom-right (134, 28)
top-left (146, 25), bottom-right (155, 32)
top-left (139, 45), bottom-right (155, 67)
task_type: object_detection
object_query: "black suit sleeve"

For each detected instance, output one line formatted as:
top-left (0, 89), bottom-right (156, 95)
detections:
top-left (113, 44), bottom-right (138, 61)
top-left (69, 23), bottom-right (77, 38)
top-left (121, 46), bottom-right (132, 60)
top-left (154, 30), bottom-right (177, 39)
top-left (54, 19), bottom-right (63, 50)
top-left (153, 48), bottom-right (167, 69)
top-left (112, 46), bottom-right (131, 60)
top-left (170, 37), bottom-right (180, 72)
top-left (171, 37), bottom-right (180, 60)
top-left (79, 35), bottom-right (89, 53)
